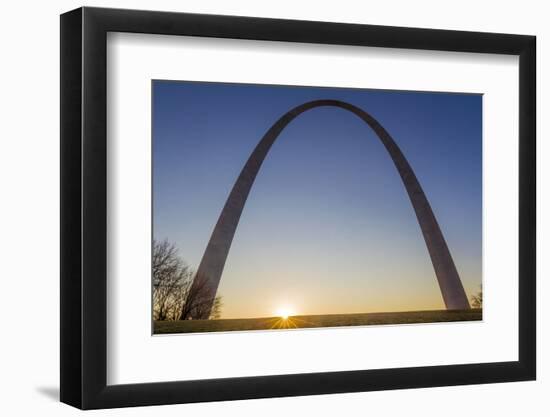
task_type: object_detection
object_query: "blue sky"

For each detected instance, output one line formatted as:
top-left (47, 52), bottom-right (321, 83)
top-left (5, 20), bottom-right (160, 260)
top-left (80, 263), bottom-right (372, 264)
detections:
top-left (153, 80), bottom-right (482, 318)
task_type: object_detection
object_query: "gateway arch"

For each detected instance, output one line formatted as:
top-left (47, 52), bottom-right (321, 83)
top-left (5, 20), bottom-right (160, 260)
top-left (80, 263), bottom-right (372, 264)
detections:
top-left (188, 99), bottom-right (470, 319)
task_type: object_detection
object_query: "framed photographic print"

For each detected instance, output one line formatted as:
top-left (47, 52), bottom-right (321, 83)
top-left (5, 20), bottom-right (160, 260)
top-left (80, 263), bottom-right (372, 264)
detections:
top-left (60, 6), bottom-right (536, 409)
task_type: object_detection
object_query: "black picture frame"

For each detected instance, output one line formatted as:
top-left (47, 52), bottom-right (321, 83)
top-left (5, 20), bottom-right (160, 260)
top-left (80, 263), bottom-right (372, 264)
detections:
top-left (60, 6), bottom-right (536, 410)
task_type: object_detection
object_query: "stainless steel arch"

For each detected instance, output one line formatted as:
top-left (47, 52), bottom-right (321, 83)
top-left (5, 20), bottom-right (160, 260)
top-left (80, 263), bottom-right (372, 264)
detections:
top-left (187, 99), bottom-right (470, 319)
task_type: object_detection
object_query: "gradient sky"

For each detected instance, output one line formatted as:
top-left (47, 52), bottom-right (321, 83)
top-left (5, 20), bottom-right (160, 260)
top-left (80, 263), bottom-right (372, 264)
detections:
top-left (153, 80), bottom-right (482, 319)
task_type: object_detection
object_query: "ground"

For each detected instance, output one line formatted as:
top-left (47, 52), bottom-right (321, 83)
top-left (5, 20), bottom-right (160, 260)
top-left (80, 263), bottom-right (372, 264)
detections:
top-left (154, 309), bottom-right (482, 334)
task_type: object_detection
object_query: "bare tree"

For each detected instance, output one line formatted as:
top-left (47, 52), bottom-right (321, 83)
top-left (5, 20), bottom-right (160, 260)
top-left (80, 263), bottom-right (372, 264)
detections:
top-left (153, 239), bottom-right (223, 321)
top-left (470, 285), bottom-right (483, 309)
top-left (210, 296), bottom-right (223, 320)
top-left (178, 273), bottom-right (222, 320)
top-left (152, 239), bottom-right (193, 321)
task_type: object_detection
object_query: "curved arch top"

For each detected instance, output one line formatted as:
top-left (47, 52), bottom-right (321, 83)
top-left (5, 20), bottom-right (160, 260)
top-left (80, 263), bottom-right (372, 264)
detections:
top-left (187, 99), bottom-right (470, 319)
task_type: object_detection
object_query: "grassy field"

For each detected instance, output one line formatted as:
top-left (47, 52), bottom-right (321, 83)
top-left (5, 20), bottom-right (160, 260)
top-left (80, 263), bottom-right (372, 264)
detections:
top-left (154, 309), bottom-right (482, 334)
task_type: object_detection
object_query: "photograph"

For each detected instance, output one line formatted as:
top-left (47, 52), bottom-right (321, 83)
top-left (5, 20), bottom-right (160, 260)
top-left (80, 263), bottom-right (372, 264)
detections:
top-left (152, 81), bottom-right (483, 335)
top-left (54, 4), bottom-right (537, 412)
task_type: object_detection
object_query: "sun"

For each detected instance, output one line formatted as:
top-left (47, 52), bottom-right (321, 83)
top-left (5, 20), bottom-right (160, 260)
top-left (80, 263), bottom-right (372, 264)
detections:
top-left (275, 307), bottom-right (294, 320)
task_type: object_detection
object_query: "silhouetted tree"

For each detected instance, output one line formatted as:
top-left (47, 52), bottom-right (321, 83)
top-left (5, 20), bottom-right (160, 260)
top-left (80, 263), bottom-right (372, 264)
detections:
top-left (210, 296), bottom-right (223, 320)
top-left (153, 239), bottom-right (223, 321)
top-left (152, 240), bottom-right (193, 321)
top-left (178, 272), bottom-right (223, 320)
top-left (470, 285), bottom-right (483, 309)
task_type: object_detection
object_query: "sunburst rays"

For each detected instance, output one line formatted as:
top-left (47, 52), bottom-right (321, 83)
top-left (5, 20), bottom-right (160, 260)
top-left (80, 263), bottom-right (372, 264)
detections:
top-left (265, 315), bottom-right (316, 330)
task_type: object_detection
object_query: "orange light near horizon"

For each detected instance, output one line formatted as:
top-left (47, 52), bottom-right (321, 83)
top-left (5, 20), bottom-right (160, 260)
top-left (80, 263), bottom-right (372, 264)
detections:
top-left (275, 307), bottom-right (295, 320)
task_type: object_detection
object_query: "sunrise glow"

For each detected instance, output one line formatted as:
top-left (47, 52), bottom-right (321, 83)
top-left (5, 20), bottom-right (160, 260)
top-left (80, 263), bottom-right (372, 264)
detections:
top-left (275, 307), bottom-right (295, 320)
